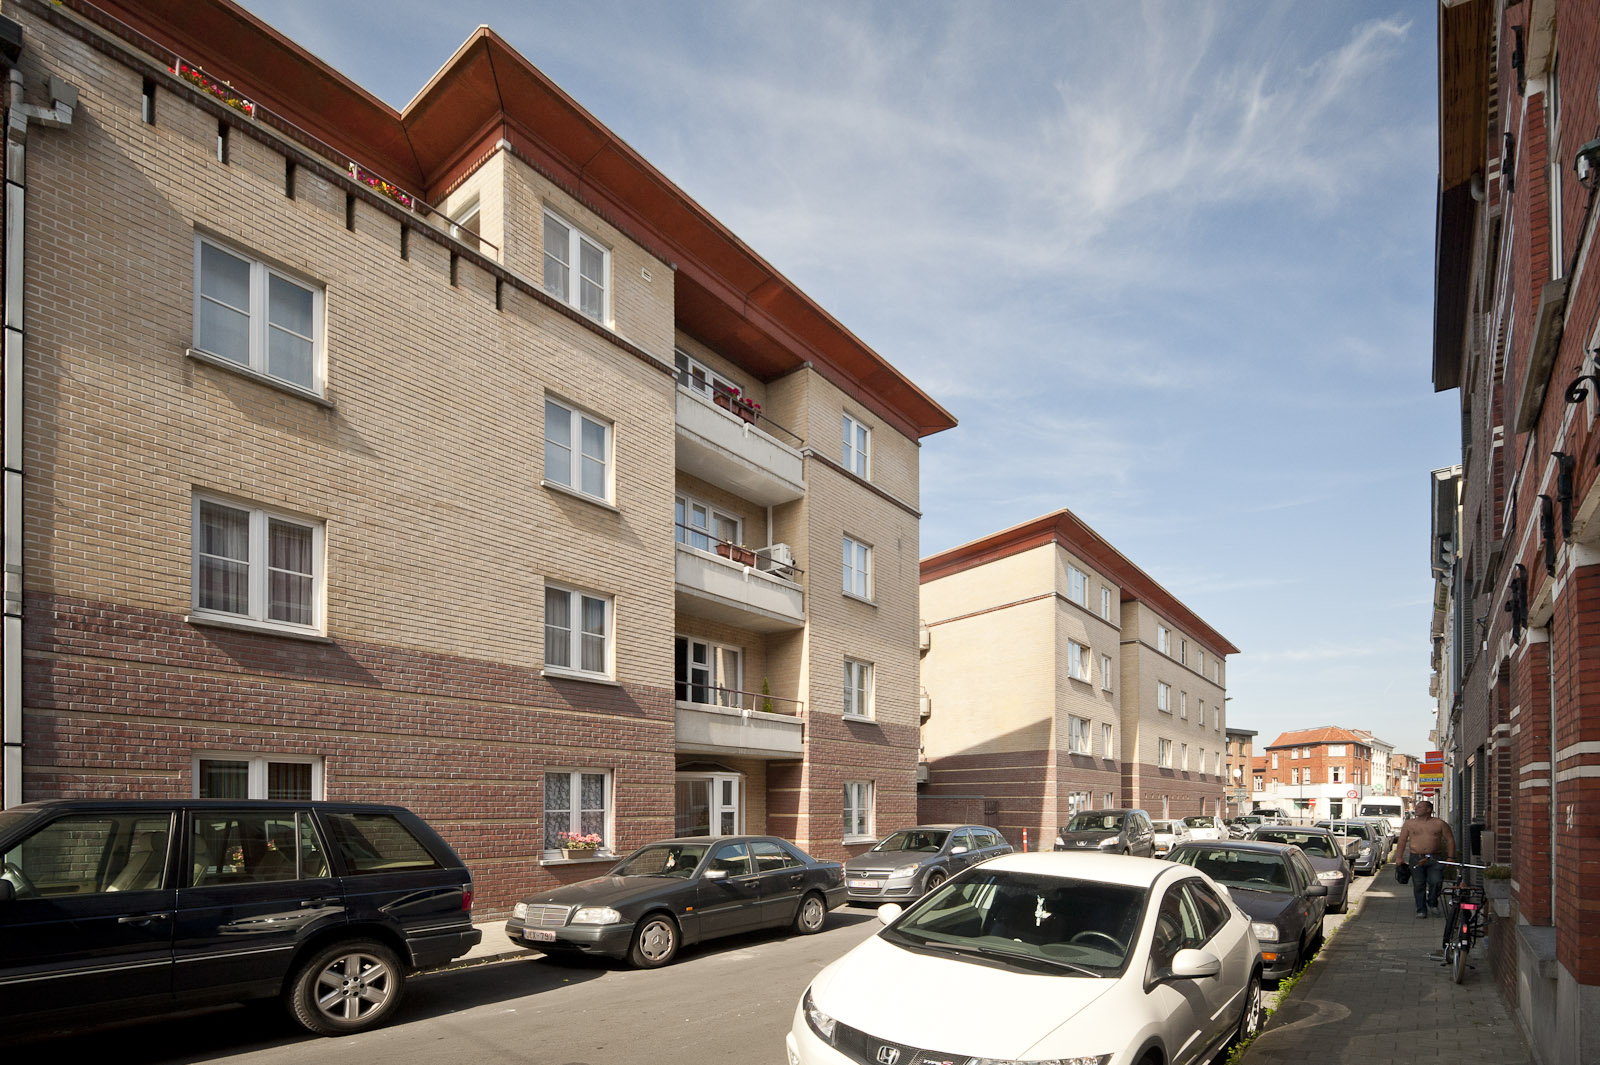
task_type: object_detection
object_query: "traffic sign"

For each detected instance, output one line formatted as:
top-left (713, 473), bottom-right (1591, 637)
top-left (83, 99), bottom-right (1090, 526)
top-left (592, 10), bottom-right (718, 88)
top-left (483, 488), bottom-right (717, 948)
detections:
top-left (1346, 789), bottom-right (1358, 799)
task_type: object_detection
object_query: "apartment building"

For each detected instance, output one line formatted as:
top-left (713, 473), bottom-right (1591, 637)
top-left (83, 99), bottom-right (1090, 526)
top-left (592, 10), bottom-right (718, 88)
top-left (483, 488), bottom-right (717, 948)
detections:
top-left (1433, 4), bottom-right (1600, 1056)
top-left (1223, 726), bottom-right (1256, 817)
top-left (917, 510), bottom-right (1236, 845)
top-left (1249, 727), bottom-right (1382, 821)
top-left (0, 0), bottom-right (954, 912)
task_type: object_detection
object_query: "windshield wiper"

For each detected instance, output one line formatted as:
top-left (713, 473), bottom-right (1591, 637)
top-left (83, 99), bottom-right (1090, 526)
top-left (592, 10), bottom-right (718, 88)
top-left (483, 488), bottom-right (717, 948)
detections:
top-left (916, 940), bottom-right (1104, 977)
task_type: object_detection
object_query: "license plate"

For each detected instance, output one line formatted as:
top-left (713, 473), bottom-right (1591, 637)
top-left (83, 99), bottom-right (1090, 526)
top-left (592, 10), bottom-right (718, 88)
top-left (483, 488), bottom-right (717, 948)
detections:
top-left (848, 879), bottom-right (875, 889)
top-left (523, 929), bottom-right (556, 943)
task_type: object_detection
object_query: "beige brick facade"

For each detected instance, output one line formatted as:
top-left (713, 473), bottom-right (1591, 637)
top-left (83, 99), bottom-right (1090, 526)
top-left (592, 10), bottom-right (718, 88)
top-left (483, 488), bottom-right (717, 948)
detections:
top-left (0, 0), bottom-right (955, 911)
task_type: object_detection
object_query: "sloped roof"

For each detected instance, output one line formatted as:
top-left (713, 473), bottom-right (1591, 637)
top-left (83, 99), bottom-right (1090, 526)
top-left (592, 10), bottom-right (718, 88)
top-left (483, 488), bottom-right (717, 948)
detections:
top-left (1264, 727), bottom-right (1372, 750)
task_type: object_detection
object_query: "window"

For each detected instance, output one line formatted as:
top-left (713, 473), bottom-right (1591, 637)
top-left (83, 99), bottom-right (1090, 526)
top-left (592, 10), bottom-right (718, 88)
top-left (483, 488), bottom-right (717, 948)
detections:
top-left (544, 584), bottom-right (611, 678)
top-left (1291, 768), bottom-right (1300, 785)
top-left (1216, 752), bottom-right (1223, 776)
top-left (1157, 625), bottom-right (1170, 654)
top-left (843, 658), bottom-right (874, 718)
top-left (1329, 744), bottom-right (1347, 756)
top-left (1301, 748), bottom-right (1310, 758)
top-left (1197, 700), bottom-right (1205, 727)
top-left (544, 769), bottom-right (610, 854)
top-left (542, 209), bottom-right (608, 321)
top-left (675, 636), bottom-right (742, 706)
top-left (192, 497), bottom-right (322, 632)
top-left (1068, 715), bottom-right (1091, 754)
top-left (1100, 587), bottom-right (1112, 620)
top-left (196, 755), bottom-right (321, 799)
top-left (1067, 565), bottom-right (1088, 605)
top-left (1181, 743), bottom-right (1189, 771)
top-left (192, 809), bottom-right (332, 884)
top-left (675, 495), bottom-right (740, 552)
top-left (1196, 650), bottom-right (1204, 673)
top-left (1101, 723), bottom-right (1114, 759)
top-left (1180, 639), bottom-right (1188, 665)
top-left (194, 237), bottom-right (323, 393)
top-left (674, 349), bottom-right (737, 401)
top-left (1254, 775), bottom-right (1264, 791)
top-left (1212, 662), bottom-right (1220, 683)
top-left (842, 414), bottom-right (871, 478)
top-left (1157, 682), bottom-right (1171, 713)
top-left (1271, 753), bottom-right (1279, 769)
top-left (843, 781), bottom-right (874, 840)
top-left (1067, 640), bottom-right (1090, 682)
top-left (3, 812), bottom-right (176, 898)
top-left (1331, 766), bottom-right (1344, 784)
top-left (1101, 653), bottom-right (1113, 691)
top-left (1104, 792), bottom-right (1115, 809)
top-left (1179, 692), bottom-right (1188, 719)
top-left (1158, 739), bottom-right (1173, 768)
top-left (544, 397), bottom-right (611, 501)
top-left (843, 536), bottom-right (872, 599)
top-left (1290, 748), bottom-right (1299, 759)
top-left (450, 196), bottom-right (482, 249)
top-left (675, 773), bottom-right (742, 836)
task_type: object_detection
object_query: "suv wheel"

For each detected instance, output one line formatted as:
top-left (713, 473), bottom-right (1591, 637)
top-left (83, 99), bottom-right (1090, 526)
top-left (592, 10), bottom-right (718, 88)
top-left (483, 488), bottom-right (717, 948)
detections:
top-left (287, 939), bottom-right (405, 1036)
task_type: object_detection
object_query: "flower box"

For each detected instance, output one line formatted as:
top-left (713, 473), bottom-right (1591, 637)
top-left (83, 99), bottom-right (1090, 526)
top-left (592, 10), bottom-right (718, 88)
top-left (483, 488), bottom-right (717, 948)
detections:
top-left (348, 164), bottom-right (416, 210)
top-left (717, 543), bottom-right (757, 566)
top-left (172, 61), bottom-right (255, 118)
top-left (562, 848), bottom-right (602, 861)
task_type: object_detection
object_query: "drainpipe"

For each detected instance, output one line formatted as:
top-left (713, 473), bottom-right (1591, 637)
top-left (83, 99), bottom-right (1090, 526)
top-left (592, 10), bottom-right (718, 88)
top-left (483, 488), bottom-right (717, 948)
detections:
top-left (2, 29), bottom-right (75, 808)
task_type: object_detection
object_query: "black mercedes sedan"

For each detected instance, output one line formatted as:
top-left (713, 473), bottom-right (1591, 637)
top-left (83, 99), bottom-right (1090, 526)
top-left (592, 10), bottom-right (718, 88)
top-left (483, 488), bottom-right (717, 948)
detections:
top-left (1167, 839), bottom-right (1328, 983)
top-left (504, 835), bottom-right (846, 967)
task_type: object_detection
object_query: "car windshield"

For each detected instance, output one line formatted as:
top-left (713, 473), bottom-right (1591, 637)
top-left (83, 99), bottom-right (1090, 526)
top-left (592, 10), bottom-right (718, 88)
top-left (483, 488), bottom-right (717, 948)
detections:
top-left (883, 869), bottom-right (1145, 977)
top-left (1171, 847), bottom-right (1293, 893)
top-left (1182, 816), bottom-right (1214, 828)
top-left (1256, 831), bottom-right (1335, 858)
top-left (1152, 821), bottom-right (1180, 833)
top-left (1319, 822), bottom-right (1370, 839)
top-left (611, 843), bottom-right (710, 878)
top-left (1065, 813), bottom-right (1125, 832)
top-left (872, 829), bottom-right (950, 853)
top-left (1358, 805), bottom-right (1395, 818)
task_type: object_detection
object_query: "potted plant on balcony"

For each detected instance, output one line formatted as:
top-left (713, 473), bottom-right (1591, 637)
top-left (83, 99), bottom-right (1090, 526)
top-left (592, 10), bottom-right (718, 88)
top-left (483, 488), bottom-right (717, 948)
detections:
top-left (557, 831), bottom-right (603, 860)
top-left (716, 541), bottom-right (758, 566)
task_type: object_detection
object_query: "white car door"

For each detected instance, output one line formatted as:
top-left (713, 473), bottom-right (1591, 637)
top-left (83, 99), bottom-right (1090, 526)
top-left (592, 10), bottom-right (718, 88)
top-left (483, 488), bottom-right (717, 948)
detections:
top-left (1142, 883), bottom-right (1213, 1065)
top-left (1179, 878), bottom-right (1250, 1053)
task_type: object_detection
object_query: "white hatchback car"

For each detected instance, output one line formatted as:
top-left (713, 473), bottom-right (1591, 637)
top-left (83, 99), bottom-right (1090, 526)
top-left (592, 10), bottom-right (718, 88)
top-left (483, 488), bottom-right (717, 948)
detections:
top-left (786, 852), bottom-right (1262, 1065)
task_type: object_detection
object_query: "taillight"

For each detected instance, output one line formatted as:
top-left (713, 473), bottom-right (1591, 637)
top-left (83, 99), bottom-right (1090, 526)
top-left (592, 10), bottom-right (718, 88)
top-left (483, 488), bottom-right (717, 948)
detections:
top-left (462, 886), bottom-right (474, 912)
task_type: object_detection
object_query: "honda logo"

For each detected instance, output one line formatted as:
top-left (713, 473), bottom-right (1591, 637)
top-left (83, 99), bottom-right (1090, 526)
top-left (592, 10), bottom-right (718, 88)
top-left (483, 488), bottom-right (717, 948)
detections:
top-left (875, 1047), bottom-right (901, 1065)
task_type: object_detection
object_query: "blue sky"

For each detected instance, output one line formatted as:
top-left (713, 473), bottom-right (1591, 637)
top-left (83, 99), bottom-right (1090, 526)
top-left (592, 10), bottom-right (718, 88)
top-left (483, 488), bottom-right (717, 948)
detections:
top-left (240, 0), bottom-right (1452, 758)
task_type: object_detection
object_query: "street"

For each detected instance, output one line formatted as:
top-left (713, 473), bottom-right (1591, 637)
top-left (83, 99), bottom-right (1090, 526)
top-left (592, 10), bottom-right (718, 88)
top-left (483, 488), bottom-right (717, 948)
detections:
top-left (17, 871), bottom-right (1385, 1065)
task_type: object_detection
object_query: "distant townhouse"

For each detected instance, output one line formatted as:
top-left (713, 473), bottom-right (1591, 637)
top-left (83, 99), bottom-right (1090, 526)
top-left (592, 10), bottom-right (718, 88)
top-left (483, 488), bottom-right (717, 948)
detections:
top-left (917, 510), bottom-right (1237, 846)
top-left (1223, 726), bottom-right (1256, 817)
top-left (1250, 727), bottom-right (1386, 821)
top-left (0, 0), bottom-right (955, 911)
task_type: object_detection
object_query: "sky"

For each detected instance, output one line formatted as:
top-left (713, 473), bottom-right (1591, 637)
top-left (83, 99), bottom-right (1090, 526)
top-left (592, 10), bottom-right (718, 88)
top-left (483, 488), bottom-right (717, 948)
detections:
top-left (240, 0), bottom-right (1453, 758)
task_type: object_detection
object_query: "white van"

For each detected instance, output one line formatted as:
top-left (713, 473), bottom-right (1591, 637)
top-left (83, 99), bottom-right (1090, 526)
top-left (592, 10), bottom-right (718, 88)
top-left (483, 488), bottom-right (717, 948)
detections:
top-left (1357, 796), bottom-right (1405, 832)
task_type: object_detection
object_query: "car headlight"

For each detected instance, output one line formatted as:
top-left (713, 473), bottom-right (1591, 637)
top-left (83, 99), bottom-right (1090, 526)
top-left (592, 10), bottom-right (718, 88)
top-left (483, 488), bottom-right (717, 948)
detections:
top-left (893, 863), bottom-right (923, 879)
top-left (968, 1057), bottom-right (1110, 1065)
top-left (1097, 837), bottom-right (1119, 849)
top-left (802, 988), bottom-right (835, 1042)
top-left (512, 902), bottom-right (528, 920)
top-left (1252, 922), bottom-right (1279, 941)
top-left (1317, 870), bottom-right (1344, 881)
top-left (570, 906), bottom-right (622, 925)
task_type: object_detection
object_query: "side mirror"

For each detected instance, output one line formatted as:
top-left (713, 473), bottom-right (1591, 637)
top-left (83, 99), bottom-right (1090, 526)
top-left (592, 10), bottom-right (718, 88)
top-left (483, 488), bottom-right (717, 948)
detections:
top-left (702, 868), bottom-right (728, 881)
top-left (1169, 948), bottom-right (1222, 979)
top-left (950, 845), bottom-right (968, 855)
top-left (1305, 884), bottom-right (1328, 898)
top-left (876, 903), bottom-right (903, 926)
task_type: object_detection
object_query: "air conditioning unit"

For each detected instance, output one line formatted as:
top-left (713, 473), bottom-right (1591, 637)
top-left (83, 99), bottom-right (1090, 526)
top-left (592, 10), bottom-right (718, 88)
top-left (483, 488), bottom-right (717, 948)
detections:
top-left (919, 690), bottom-right (932, 721)
top-left (756, 543), bottom-right (796, 579)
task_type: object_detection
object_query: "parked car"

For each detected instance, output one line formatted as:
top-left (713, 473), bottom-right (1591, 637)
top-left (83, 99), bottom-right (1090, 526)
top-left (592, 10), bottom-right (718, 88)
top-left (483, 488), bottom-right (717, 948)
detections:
top-left (1356, 797), bottom-right (1406, 833)
top-left (1248, 826), bottom-right (1352, 913)
top-left (1054, 809), bottom-right (1156, 856)
top-left (1150, 818), bottom-right (1192, 856)
top-left (1251, 808), bottom-right (1292, 823)
top-left (787, 852), bottom-right (1262, 1065)
top-left (843, 824), bottom-right (1010, 904)
top-left (1167, 839), bottom-right (1327, 983)
top-left (1352, 817), bottom-right (1395, 862)
top-left (0, 798), bottom-right (480, 1036)
top-left (1183, 815), bottom-right (1229, 841)
top-left (505, 835), bottom-right (844, 968)
top-left (1315, 820), bottom-right (1387, 875)
top-left (1226, 816), bottom-right (1258, 839)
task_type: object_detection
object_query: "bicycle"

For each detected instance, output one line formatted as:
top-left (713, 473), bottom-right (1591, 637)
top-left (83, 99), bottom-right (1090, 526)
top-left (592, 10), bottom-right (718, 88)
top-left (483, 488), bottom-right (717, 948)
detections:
top-left (1437, 860), bottom-right (1488, 983)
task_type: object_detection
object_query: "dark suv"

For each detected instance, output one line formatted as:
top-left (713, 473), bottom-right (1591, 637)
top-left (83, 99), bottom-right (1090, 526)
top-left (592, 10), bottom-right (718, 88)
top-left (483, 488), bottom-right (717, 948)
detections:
top-left (0, 799), bottom-right (480, 1036)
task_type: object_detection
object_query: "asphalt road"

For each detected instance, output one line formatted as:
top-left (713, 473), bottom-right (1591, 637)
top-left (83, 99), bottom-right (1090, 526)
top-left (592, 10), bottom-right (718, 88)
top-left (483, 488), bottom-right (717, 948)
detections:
top-left (16, 906), bottom-right (886, 1065)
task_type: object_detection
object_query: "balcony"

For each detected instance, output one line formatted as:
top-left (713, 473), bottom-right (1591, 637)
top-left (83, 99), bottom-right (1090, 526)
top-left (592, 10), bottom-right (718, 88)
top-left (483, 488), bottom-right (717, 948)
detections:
top-left (675, 685), bottom-right (804, 759)
top-left (674, 383), bottom-right (805, 505)
top-left (676, 539), bottom-right (805, 631)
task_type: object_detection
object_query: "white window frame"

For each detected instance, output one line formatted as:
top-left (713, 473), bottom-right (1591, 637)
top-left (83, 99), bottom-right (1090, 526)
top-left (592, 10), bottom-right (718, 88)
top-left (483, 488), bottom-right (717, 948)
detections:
top-left (193, 235), bottom-right (325, 396)
top-left (543, 396), bottom-right (613, 503)
top-left (1292, 768), bottom-right (1301, 785)
top-left (543, 768), bottom-right (613, 857)
top-left (843, 780), bottom-right (874, 842)
top-left (1101, 723), bottom-right (1114, 759)
top-left (842, 414), bottom-right (871, 479)
top-left (1329, 744), bottom-right (1347, 756)
top-left (450, 196), bottom-right (482, 249)
top-left (1068, 715), bottom-right (1091, 755)
top-left (1272, 753), bottom-right (1280, 769)
top-left (190, 495), bottom-right (324, 635)
top-left (544, 583), bottom-right (614, 680)
top-left (1157, 625), bottom-right (1171, 654)
top-left (1067, 565), bottom-right (1088, 606)
top-left (1331, 766), bottom-right (1345, 784)
top-left (542, 208), bottom-right (610, 323)
top-left (1180, 639), bottom-right (1188, 665)
top-left (843, 658), bottom-right (875, 719)
top-left (1067, 640), bottom-right (1090, 682)
top-left (676, 635), bottom-right (743, 707)
top-left (193, 753), bottom-right (323, 799)
top-left (1180, 692), bottom-right (1188, 720)
top-left (1158, 739), bottom-right (1173, 769)
top-left (674, 348), bottom-right (737, 403)
top-left (1197, 700), bottom-right (1204, 727)
top-left (675, 494), bottom-right (741, 553)
top-left (843, 535), bottom-right (873, 600)
top-left (1157, 682), bottom-right (1171, 713)
top-left (1213, 662), bottom-right (1220, 683)
top-left (1101, 653), bottom-right (1113, 691)
top-left (1181, 743), bottom-right (1189, 771)
top-left (1100, 587), bottom-right (1112, 620)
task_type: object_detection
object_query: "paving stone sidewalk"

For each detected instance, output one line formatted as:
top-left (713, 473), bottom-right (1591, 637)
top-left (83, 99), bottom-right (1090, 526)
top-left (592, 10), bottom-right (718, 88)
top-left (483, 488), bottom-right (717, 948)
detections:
top-left (1241, 879), bottom-right (1531, 1064)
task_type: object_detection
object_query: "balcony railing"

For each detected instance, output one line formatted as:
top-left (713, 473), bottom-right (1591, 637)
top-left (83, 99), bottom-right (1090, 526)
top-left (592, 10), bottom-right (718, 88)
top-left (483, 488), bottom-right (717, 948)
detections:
top-left (674, 684), bottom-right (803, 718)
top-left (674, 525), bottom-right (802, 582)
top-left (677, 372), bottom-right (803, 448)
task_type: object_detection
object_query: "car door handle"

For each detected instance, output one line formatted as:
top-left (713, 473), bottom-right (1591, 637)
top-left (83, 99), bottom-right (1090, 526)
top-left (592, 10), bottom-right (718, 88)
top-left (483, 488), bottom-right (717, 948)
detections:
top-left (117, 913), bottom-right (171, 925)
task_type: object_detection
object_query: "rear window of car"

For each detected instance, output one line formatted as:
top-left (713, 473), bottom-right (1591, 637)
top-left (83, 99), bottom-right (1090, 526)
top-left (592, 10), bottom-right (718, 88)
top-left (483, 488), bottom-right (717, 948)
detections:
top-left (1170, 847), bottom-right (1293, 893)
top-left (320, 812), bottom-right (441, 874)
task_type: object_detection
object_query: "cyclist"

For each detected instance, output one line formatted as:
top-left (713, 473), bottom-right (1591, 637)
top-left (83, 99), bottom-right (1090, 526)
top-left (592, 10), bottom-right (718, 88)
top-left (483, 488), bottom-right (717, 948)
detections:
top-left (1395, 799), bottom-right (1455, 917)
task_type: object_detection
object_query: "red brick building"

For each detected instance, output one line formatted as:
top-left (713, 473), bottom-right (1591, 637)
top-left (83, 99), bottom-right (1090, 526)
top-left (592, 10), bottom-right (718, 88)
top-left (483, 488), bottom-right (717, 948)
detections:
top-left (1433, 2), bottom-right (1600, 1060)
top-left (1249, 727), bottom-right (1380, 821)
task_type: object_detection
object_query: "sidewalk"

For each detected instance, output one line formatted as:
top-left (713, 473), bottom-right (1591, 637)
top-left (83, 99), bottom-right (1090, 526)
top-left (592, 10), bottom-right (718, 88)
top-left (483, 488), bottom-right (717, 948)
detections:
top-left (1243, 879), bottom-right (1531, 1064)
top-left (448, 917), bottom-right (525, 968)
